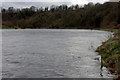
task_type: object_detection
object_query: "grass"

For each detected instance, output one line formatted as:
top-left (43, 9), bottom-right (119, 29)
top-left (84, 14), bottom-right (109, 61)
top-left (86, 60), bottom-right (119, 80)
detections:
top-left (96, 29), bottom-right (120, 75)
top-left (100, 29), bottom-right (119, 36)
top-left (1, 26), bottom-right (21, 29)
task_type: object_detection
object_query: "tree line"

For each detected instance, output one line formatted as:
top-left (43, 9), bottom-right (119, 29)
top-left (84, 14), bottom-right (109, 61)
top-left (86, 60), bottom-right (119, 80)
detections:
top-left (2, 2), bottom-right (120, 29)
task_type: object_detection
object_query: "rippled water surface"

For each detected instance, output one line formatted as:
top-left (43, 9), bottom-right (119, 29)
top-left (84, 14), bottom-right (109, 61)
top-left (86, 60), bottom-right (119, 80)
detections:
top-left (2, 29), bottom-right (113, 78)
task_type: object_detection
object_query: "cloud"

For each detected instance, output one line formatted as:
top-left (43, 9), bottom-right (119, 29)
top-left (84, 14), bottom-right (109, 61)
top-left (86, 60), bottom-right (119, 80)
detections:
top-left (1, 0), bottom-right (71, 2)
top-left (2, 2), bottom-right (72, 9)
top-left (1, 0), bottom-right (110, 9)
top-left (109, 0), bottom-right (120, 2)
top-left (1, 0), bottom-right (109, 3)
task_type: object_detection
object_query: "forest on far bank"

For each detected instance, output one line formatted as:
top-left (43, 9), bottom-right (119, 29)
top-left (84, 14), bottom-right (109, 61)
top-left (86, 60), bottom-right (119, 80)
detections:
top-left (2, 2), bottom-right (120, 29)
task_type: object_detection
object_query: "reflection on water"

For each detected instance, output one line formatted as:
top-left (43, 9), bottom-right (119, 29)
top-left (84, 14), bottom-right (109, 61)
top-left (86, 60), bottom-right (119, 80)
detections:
top-left (2, 29), bottom-right (114, 78)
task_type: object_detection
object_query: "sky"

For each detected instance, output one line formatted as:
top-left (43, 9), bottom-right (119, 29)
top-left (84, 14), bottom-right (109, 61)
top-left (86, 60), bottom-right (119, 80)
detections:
top-left (1, 0), bottom-right (120, 9)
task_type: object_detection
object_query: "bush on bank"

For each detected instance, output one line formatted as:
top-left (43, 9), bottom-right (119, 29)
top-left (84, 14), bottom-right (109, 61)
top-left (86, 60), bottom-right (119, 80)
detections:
top-left (96, 29), bottom-right (120, 74)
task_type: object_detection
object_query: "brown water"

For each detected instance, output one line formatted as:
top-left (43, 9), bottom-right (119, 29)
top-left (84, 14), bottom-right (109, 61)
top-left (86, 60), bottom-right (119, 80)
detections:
top-left (2, 29), bottom-right (114, 78)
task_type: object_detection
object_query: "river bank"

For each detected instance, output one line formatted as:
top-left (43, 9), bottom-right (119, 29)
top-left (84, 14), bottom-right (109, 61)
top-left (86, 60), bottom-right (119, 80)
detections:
top-left (96, 29), bottom-right (120, 79)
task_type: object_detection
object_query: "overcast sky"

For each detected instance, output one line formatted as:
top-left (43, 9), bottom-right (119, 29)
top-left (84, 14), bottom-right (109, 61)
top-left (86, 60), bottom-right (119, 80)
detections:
top-left (1, 0), bottom-right (120, 9)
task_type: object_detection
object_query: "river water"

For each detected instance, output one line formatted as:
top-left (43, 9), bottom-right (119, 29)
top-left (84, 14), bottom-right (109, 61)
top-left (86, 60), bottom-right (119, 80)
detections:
top-left (2, 29), bottom-right (114, 78)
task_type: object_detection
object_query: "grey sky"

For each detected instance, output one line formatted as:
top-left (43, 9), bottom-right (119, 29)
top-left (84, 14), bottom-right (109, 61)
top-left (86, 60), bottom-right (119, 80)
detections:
top-left (1, 0), bottom-right (120, 9)
top-left (109, 0), bottom-right (120, 2)
top-left (2, 2), bottom-right (72, 9)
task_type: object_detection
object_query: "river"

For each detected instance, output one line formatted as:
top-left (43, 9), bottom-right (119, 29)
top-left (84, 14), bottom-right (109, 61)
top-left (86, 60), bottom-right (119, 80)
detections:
top-left (2, 29), bottom-right (114, 78)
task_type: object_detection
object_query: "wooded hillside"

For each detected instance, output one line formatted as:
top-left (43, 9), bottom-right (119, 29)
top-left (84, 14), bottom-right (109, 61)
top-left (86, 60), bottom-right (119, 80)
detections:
top-left (2, 2), bottom-right (120, 29)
